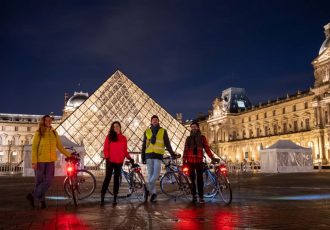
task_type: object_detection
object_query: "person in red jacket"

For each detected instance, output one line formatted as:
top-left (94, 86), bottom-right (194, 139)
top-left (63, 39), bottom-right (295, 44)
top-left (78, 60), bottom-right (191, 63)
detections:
top-left (100, 121), bottom-right (133, 205)
top-left (183, 121), bottom-right (218, 203)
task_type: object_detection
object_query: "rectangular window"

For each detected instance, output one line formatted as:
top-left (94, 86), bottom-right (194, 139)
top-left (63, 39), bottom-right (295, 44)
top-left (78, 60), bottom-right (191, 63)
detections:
top-left (14, 126), bottom-right (18, 131)
top-left (305, 119), bottom-right (310, 130)
top-left (265, 126), bottom-right (268, 136)
top-left (27, 127), bottom-right (31, 132)
top-left (283, 123), bottom-right (287, 133)
top-left (294, 121), bottom-right (298, 132)
top-left (273, 124), bottom-right (277, 135)
top-left (256, 114), bottom-right (259, 120)
top-left (256, 128), bottom-right (260, 137)
top-left (326, 111), bottom-right (329, 124)
top-left (273, 110), bottom-right (276, 116)
top-left (264, 113), bottom-right (267, 118)
top-left (282, 108), bottom-right (285, 114)
top-left (293, 105), bottom-right (296, 112)
top-left (304, 102), bottom-right (308, 109)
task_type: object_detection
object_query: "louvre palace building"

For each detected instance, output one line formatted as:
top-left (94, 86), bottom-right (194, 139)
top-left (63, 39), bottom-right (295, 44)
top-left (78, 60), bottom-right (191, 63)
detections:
top-left (0, 22), bottom-right (330, 167)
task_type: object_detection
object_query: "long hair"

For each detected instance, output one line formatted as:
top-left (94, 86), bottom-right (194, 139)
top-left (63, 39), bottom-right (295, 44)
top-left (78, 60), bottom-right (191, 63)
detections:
top-left (108, 121), bottom-right (121, 142)
top-left (38, 115), bottom-right (52, 137)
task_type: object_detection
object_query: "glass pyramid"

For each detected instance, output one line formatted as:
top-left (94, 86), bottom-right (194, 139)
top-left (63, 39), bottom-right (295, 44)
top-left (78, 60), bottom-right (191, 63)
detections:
top-left (56, 70), bottom-right (190, 166)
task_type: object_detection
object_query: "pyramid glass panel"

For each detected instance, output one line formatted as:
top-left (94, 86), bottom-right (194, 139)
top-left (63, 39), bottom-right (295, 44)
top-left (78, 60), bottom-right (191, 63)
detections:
top-left (56, 71), bottom-right (189, 166)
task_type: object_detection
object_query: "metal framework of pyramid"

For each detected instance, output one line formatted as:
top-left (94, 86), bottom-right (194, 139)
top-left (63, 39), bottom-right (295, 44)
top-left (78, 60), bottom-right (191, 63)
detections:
top-left (56, 70), bottom-right (189, 166)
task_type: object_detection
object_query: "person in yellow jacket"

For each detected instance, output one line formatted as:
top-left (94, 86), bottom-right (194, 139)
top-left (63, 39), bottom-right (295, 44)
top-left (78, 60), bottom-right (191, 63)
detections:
top-left (141, 115), bottom-right (177, 202)
top-left (26, 115), bottom-right (71, 209)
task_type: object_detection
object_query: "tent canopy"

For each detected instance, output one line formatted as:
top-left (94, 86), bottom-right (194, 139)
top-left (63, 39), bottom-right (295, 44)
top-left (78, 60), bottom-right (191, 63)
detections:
top-left (266, 140), bottom-right (310, 150)
top-left (260, 139), bottom-right (313, 173)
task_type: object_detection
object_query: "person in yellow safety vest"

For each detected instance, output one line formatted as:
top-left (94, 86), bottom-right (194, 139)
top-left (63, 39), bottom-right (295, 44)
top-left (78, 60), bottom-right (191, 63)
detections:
top-left (141, 115), bottom-right (177, 202)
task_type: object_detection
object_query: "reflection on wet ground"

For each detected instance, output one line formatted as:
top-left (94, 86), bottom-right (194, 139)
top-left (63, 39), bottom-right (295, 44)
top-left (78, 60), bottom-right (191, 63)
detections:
top-left (1, 172), bottom-right (330, 229)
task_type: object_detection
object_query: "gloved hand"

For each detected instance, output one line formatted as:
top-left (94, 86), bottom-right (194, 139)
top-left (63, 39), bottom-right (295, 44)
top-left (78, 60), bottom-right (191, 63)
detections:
top-left (129, 158), bottom-right (135, 165)
top-left (172, 153), bottom-right (181, 159)
top-left (212, 157), bottom-right (220, 163)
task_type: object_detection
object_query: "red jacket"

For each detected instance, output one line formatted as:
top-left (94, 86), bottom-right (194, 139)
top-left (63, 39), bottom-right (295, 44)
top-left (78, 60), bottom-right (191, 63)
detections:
top-left (103, 134), bottom-right (131, 164)
top-left (183, 135), bottom-right (214, 164)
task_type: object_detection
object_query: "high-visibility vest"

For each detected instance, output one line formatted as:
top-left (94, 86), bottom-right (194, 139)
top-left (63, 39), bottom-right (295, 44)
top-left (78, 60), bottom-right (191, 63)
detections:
top-left (145, 128), bottom-right (165, 154)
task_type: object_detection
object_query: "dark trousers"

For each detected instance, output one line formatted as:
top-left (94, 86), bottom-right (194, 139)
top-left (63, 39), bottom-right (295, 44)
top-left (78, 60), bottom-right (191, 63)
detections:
top-left (188, 163), bottom-right (204, 198)
top-left (101, 160), bottom-right (122, 196)
top-left (33, 162), bottom-right (55, 202)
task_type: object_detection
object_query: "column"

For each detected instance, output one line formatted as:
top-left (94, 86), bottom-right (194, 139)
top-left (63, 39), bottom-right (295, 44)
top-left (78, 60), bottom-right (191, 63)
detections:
top-left (314, 107), bottom-right (318, 126)
top-left (327, 104), bottom-right (330, 124)
top-left (318, 106), bottom-right (323, 127)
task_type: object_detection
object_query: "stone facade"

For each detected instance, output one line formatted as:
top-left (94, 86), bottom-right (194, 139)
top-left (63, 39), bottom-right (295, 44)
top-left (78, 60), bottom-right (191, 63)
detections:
top-left (197, 23), bottom-right (330, 165)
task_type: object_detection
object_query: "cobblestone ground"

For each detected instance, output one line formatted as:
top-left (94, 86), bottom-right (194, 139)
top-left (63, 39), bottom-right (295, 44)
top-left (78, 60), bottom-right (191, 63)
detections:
top-left (0, 171), bottom-right (330, 229)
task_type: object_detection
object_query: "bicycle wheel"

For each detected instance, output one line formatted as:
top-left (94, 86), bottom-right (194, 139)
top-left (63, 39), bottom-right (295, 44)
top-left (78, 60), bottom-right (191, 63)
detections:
top-left (160, 171), bottom-right (182, 198)
top-left (203, 170), bottom-right (218, 198)
top-left (108, 171), bottom-right (132, 198)
top-left (64, 169), bottom-right (96, 200)
top-left (218, 174), bottom-right (232, 205)
top-left (68, 177), bottom-right (78, 207)
top-left (177, 172), bottom-right (191, 199)
top-left (130, 171), bottom-right (146, 201)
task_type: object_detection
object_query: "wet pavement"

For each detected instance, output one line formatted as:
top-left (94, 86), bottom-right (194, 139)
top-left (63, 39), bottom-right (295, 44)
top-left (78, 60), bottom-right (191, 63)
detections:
top-left (1, 171), bottom-right (330, 229)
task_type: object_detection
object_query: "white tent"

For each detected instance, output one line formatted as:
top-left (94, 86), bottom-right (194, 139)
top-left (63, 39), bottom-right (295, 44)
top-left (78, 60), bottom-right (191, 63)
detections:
top-left (259, 140), bottom-right (313, 173)
top-left (23, 135), bottom-right (85, 176)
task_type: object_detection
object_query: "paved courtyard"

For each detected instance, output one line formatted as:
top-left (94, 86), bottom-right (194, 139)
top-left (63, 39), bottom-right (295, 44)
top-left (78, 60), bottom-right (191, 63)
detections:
top-left (1, 171), bottom-right (330, 229)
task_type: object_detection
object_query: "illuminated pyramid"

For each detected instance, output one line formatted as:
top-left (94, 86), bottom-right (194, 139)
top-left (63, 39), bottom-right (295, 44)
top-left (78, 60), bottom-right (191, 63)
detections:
top-left (56, 70), bottom-right (189, 166)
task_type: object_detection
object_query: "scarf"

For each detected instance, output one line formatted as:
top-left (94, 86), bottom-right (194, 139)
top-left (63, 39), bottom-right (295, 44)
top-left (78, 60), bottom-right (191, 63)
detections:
top-left (187, 130), bottom-right (203, 155)
top-left (150, 125), bottom-right (160, 144)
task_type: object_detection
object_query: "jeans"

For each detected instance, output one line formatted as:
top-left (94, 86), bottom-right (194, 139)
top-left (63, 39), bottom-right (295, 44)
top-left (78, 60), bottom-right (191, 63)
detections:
top-left (33, 162), bottom-right (55, 202)
top-left (146, 159), bottom-right (162, 194)
top-left (101, 160), bottom-right (123, 196)
top-left (188, 163), bottom-right (204, 197)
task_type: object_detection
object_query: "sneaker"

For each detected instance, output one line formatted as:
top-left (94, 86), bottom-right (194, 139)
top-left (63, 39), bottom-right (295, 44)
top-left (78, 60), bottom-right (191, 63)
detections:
top-left (199, 197), bottom-right (205, 204)
top-left (26, 193), bottom-right (34, 208)
top-left (150, 193), bottom-right (157, 202)
top-left (144, 189), bottom-right (149, 203)
top-left (40, 201), bottom-right (47, 209)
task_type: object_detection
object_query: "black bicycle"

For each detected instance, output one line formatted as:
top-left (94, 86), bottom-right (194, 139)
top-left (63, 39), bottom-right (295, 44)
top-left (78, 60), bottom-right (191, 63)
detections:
top-left (63, 149), bottom-right (96, 206)
top-left (160, 154), bottom-right (191, 200)
top-left (107, 161), bottom-right (147, 201)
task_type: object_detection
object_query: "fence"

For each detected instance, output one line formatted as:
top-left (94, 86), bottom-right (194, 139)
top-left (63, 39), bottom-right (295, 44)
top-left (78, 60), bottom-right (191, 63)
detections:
top-left (0, 161), bottom-right (23, 176)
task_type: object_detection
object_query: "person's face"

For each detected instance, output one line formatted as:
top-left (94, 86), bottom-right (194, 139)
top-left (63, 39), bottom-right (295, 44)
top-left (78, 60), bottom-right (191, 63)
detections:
top-left (44, 117), bottom-right (52, 128)
top-left (151, 118), bottom-right (159, 126)
top-left (190, 124), bottom-right (199, 133)
top-left (113, 123), bottom-right (121, 134)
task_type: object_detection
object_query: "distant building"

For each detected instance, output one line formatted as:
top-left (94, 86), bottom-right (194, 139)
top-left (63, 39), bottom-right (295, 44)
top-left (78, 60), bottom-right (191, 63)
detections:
top-left (197, 22), bottom-right (330, 164)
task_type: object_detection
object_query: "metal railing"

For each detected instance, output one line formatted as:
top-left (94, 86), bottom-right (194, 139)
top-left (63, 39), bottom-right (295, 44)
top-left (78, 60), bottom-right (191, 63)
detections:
top-left (0, 161), bottom-right (23, 175)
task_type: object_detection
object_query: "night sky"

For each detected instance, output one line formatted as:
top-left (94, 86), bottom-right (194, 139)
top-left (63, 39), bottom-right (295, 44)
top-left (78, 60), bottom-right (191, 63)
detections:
top-left (1, 0), bottom-right (330, 120)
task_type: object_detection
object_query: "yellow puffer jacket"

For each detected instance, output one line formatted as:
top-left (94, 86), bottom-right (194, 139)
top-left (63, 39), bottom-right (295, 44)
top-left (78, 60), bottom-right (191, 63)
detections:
top-left (31, 129), bottom-right (71, 164)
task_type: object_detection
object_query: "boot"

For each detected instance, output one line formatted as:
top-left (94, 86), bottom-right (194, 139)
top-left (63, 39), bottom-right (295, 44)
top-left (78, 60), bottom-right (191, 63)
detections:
top-left (112, 195), bottom-right (117, 205)
top-left (100, 194), bottom-right (105, 206)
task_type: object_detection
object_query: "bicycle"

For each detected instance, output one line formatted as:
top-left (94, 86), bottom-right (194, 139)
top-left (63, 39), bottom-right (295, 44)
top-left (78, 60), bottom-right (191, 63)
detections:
top-left (63, 148), bottom-right (96, 207)
top-left (159, 154), bottom-right (192, 200)
top-left (203, 159), bottom-right (232, 205)
top-left (107, 160), bottom-right (147, 202)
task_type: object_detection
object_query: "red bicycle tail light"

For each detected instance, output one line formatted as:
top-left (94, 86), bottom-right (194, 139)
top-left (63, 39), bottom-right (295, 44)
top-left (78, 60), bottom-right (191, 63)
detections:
top-left (182, 166), bottom-right (189, 175)
top-left (67, 166), bottom-right (74, 173)
top-left (220, 165), bottom-right (227, 173)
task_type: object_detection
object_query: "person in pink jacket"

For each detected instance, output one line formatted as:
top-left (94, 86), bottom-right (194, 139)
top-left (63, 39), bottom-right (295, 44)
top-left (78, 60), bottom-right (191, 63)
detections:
top-left (100, 121), bottom-right (133, 205)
